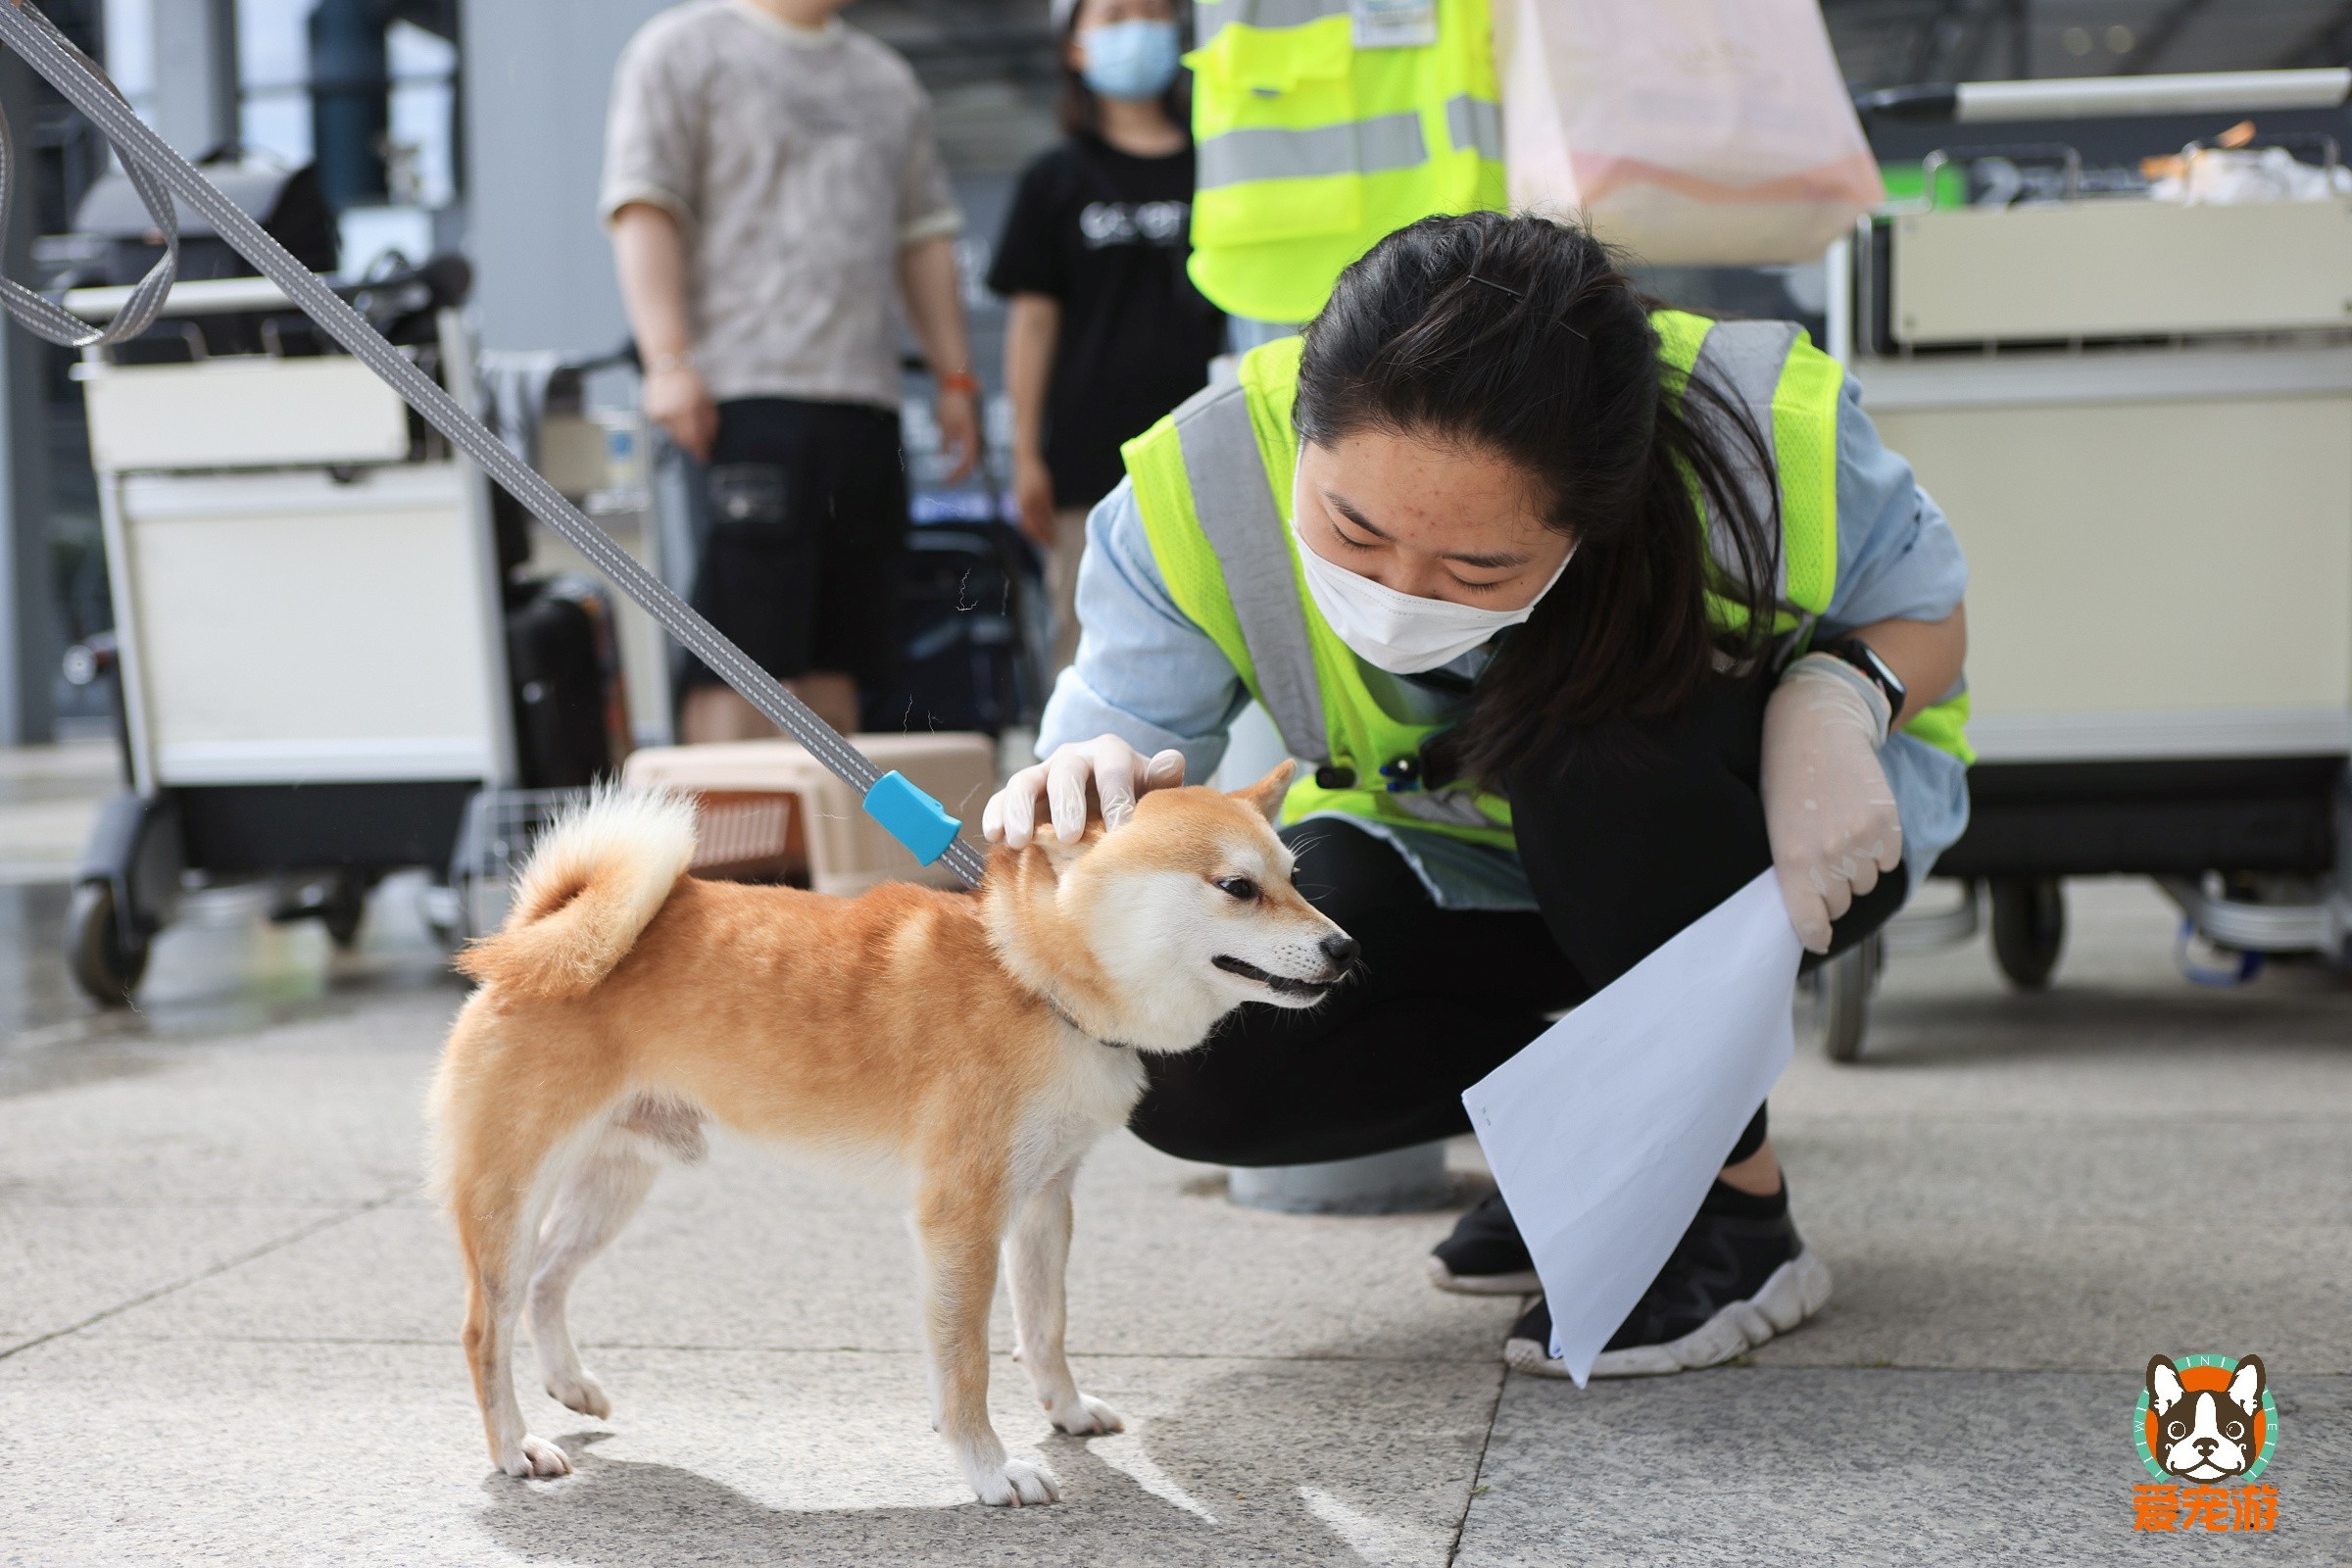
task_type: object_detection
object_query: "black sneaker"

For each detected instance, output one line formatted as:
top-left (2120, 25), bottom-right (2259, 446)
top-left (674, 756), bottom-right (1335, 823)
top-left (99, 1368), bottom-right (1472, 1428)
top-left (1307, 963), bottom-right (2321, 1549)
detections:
top-left (1503, 1189), bottom-right (1831, 1379)
top-left (1427, 1190), bottom-right (1541, 1294)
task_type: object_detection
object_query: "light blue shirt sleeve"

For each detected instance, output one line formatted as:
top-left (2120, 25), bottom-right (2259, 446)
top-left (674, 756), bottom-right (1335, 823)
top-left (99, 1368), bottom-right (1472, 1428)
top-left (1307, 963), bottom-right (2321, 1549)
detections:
top-left (1035, 479), bottom-right (1252, 778)
top-left (1821, 374), bottom-right (1968, 635)
top-left (1820, 373), bottom-right (1973, 887)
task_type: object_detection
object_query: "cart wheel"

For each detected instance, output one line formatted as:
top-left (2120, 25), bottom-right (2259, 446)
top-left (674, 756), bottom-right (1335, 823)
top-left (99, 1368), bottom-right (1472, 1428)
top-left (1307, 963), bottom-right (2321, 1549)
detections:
top-left (1989, 877), bottom-right (2065, 990)
top-left (1820, 932), bottom-right (1881, 1063)
top-left (319, 873), bottom-right (367, 950)
top-left (66, 879), bottom-right (148, 1006)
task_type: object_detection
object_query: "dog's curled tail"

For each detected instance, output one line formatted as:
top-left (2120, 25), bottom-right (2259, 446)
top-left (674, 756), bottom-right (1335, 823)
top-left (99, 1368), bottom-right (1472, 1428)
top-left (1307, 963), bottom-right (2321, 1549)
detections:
top-left (455, 789), bottom-right (698, 1000)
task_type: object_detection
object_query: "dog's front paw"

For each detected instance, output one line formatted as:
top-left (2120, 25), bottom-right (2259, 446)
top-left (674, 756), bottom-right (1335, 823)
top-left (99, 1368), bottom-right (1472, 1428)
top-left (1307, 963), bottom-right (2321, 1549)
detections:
top-left (973, 1457), bottom-right (1060, 1506)
top-left (499, 1434), bottom-right (573, 1479)
top-left (1048, 1394), bottom-right (1124, 1436)
top-left (544, 1369), bottom-right (612, 1420)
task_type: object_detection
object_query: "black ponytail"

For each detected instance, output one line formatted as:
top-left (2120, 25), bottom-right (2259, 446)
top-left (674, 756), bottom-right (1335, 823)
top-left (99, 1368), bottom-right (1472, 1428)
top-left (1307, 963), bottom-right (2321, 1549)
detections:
top-left (1292, 212), bottom-right (1783, 783)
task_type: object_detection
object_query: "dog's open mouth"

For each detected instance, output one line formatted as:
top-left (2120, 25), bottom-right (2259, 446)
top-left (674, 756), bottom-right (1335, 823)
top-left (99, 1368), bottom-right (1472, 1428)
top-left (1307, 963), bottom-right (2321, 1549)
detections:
top-left (1213, 955), bottom-right (1338, 997)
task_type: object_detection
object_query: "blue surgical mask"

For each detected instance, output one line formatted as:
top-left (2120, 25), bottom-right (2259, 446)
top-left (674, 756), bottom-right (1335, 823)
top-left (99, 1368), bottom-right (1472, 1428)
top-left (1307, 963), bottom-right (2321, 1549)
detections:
top-left (1080, 20), bottom-right (1182, 102)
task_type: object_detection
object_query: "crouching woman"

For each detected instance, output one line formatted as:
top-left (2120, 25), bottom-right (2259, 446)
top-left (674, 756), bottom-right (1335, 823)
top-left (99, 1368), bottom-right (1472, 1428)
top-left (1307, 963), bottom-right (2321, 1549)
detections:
top-left (983, 212), bottom-right (1970, 1377)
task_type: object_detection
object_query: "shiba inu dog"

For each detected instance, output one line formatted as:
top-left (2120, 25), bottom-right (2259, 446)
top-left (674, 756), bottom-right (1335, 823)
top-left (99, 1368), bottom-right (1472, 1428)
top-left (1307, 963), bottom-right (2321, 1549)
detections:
top-left (428, 765), bottom-right (1352, 1505)
top-left (2146, 1355), bottom-right (2266, 1482)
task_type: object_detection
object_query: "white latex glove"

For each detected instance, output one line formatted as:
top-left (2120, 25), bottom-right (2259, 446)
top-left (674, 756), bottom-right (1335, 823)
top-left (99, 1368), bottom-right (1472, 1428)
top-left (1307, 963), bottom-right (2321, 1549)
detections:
top-left (1760, 653), bottom-right (1903, 954)
top-left (982, 735), bottom-right (1188, 849)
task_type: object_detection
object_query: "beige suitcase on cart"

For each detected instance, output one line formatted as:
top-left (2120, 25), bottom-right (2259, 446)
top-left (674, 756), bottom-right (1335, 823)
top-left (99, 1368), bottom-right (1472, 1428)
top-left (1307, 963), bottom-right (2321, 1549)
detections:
top-left (621, 733), bottom-right (997, 896)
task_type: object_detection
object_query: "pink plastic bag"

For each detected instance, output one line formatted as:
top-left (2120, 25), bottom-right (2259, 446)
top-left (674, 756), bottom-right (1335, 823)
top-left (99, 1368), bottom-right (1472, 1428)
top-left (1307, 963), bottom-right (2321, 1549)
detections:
top-left (1495, 0), bottom-right (1884, 265)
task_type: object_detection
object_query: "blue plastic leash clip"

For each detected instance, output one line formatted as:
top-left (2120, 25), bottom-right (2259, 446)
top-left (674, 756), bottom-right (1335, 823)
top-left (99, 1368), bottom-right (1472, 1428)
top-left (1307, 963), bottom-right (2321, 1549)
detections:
top-left (861, 770), bottom-right (963, 866)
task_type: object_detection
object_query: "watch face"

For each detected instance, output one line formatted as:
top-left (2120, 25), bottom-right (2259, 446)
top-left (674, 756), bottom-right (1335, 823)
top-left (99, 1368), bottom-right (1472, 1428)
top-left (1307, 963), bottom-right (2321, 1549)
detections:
top-left (1831, 640), bottom-right (1903, 706)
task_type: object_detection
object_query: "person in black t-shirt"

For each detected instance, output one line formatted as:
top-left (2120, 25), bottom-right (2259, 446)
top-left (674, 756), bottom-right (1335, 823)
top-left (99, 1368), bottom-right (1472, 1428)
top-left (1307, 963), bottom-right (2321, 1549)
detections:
top-left (987, 0), bottom-right (1223, 677)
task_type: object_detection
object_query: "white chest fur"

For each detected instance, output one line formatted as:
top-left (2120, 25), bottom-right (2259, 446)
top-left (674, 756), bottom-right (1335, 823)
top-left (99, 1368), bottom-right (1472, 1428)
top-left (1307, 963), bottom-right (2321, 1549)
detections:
top-left (1006, 1026), bottom-right (1150, 1197)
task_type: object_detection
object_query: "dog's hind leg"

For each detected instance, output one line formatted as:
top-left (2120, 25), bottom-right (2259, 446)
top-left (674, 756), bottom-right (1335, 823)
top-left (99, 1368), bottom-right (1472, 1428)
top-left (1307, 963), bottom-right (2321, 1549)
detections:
top-left (455, 1165), bottom-right (572, 1476)
top-left (911, 1175), bottom-right (1057, 1506)
top-left (444, 1076), bottom-right (612, 1479)
top-left (528, 1126), bottom-right (660, 1420)
top-left (1004, 1161), bottom-right (1121, 1437)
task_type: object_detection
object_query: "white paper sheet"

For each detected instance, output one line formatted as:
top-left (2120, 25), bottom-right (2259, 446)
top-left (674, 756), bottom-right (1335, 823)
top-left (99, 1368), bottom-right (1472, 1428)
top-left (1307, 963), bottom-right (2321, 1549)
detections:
top-left (1461, 870), bottom-right (1804, 1386)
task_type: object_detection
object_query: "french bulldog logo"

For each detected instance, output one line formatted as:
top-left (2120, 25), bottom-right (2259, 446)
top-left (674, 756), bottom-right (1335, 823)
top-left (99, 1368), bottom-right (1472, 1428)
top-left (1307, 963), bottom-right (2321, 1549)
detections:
top-left (2146, 1354), bottom-right (2265, 1483)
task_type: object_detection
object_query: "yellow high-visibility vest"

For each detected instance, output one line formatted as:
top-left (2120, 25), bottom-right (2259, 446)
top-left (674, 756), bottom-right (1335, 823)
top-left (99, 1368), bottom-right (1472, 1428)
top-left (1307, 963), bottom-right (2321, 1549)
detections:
top-left (1120, 316), bottom-right (1973, 846)
top-left (1186, 0), bottom-right (1506, 324)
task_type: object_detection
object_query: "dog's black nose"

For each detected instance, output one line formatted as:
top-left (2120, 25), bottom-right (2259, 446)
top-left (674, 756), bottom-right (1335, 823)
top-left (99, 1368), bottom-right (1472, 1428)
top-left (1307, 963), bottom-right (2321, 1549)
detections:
top-left (1320, 933), bottom-right (1360, 967)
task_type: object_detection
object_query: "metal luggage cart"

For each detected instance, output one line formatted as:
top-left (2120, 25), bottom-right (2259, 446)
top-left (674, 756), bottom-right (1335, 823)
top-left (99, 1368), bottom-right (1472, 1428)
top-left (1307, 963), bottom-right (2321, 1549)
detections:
top-left (62, 266), bottom-right (517, 1003)
top-left (1815, 68), bottom-right (2352, 1058)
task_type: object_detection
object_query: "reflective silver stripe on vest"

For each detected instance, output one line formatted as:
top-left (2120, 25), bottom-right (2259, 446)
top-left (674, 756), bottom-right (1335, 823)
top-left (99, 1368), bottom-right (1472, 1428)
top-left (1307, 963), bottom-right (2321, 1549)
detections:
top-left (1197, 112), bottom-right (1428, 190)
top-left (1196, 0), bottom-right (1350, 45)
top-left (1170, 383), bottom-right (1331, 763)
top-left (1444, 94), bottom-right (1501, 161)
top-left (1688, 318), bottom-right (1800, 606)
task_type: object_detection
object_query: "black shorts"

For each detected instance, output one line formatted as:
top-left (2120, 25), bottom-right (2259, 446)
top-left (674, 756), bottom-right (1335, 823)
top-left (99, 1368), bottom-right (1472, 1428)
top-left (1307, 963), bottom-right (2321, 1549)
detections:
top-left (681, 398), bottom-right (907, 694)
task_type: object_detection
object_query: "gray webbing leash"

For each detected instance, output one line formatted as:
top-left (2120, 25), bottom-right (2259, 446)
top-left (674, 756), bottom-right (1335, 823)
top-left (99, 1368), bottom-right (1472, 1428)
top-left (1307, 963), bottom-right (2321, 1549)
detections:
top-left (0, 0), bottom-right (984, 887)
top-left (0, 12), bottom-right (173, 348)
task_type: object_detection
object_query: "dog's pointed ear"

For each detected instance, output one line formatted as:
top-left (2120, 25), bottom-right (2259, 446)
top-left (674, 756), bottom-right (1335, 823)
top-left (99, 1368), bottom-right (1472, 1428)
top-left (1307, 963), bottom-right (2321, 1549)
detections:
top-left (2149, 1356), bottom-right (2185, 1414)
top-left (1230, 760), bottom-right (1296, 824)
top-left (2229, 1355), bottom-right (2265, 1413)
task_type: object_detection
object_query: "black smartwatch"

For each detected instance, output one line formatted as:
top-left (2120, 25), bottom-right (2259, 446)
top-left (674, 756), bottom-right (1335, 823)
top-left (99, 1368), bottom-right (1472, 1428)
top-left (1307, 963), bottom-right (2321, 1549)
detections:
top-left (1815, 637), bottom-right (1907, 720)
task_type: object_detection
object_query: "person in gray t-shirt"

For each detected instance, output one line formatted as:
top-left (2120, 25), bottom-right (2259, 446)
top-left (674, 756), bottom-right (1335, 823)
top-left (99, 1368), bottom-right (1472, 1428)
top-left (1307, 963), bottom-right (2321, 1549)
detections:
top-left (603, 0), bottom-right (979, 742)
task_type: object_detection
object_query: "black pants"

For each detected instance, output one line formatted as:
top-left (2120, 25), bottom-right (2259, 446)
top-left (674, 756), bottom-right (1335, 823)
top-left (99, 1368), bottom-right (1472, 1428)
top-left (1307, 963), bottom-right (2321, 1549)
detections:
top-left (681, 398), bottom-right (908, 695)
top-left (1131, 674), bottom-right (1906, 1168)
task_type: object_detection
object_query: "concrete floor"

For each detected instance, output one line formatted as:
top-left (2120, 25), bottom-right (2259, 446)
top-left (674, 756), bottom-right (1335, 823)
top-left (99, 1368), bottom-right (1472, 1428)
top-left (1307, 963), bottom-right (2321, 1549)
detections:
top-left (2, 741), bottom-right (2349, 1564)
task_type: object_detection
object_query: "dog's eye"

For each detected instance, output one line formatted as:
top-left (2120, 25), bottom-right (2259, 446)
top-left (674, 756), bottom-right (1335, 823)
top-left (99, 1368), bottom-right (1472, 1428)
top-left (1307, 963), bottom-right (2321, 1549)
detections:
top-left (1213, 876), bottom-right (1260, 902)
top-left (2167, 1421), bottom-right (2188, 1441)
top-left (2225, 1421), bottom-right (2245, 1440)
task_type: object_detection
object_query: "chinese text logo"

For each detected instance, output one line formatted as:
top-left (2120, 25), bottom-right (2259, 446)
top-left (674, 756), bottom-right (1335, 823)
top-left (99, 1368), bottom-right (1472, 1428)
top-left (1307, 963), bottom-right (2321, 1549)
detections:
top-left (2133, 1354), bottom-right (2278, 1534)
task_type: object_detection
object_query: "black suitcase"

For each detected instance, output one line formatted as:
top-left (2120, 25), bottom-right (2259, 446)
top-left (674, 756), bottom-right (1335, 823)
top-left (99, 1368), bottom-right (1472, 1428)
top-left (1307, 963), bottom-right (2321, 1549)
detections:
top-left (862, 521), bottom-right (1044, 737)
top-left (506, 575), bottom-right (628, 787)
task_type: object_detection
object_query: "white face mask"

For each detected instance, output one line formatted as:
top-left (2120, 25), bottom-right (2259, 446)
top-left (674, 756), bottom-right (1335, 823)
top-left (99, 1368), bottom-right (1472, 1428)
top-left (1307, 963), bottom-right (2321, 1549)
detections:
top-left (1289, 490), bottom-right (1572, 676)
